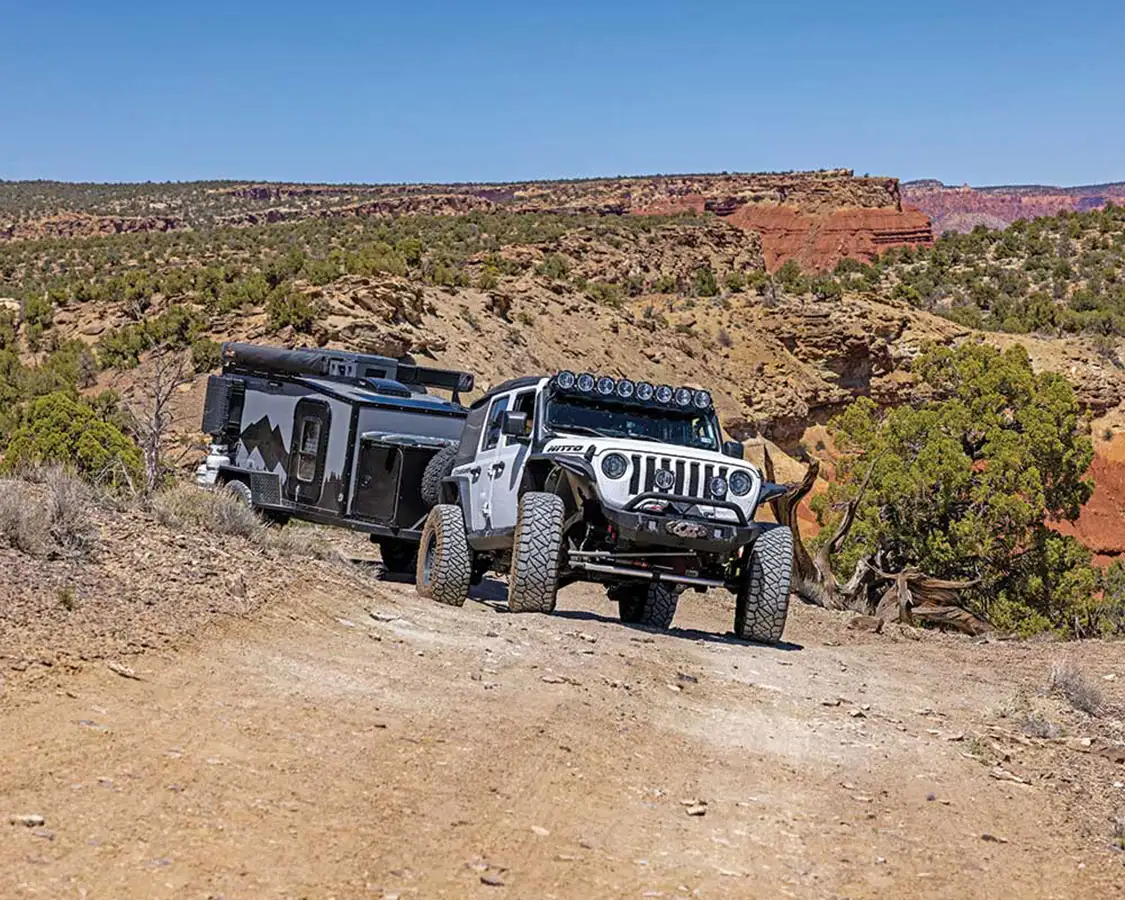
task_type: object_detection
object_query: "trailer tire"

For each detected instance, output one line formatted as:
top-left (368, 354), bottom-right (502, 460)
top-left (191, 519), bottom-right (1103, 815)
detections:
top-left (734, 524), bottom-right (793, 644)
top-left (508, 492), bottom-right (564, 614)
top-left (225, 479), bottom-right (254, 508)
top-left (416, 505), bottom-right (472, 607)
top-left (420, 446), bottom-right (458, 508)
top-left (378, 537), bottom-right (418, 575)
top-left (612, 583), bottom-right (679, 630)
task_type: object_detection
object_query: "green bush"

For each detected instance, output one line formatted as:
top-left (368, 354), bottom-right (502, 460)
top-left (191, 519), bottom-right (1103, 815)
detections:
top-left (190, 337), bottom-right (222, 373)
top-left (266, 284), bottom-right (318, 333)
top-left (2, 392), bottom-right (142, 488)
top-left (692, 266), bottom-right (719, 297)
top-left (817, 342), bottom-right (1096, 636)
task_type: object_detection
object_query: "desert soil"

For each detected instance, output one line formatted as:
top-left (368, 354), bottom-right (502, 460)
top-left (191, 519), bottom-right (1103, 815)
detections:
top-left (1, 570), bottom-right (1123, 899)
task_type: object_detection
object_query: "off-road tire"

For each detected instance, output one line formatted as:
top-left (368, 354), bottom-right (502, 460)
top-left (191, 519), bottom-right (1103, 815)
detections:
top-left (378, 537), bottom-right (418, 575)
top-left (508, 492), bottom-right (565, 614)
top-left (734, 524), bottom-right (793, 644)
top-left (416, 504), bottom-right (472, 607)
top-left (225, 479), bottom-right (254, 507)
top-left (420, 446), bottom-right (458, 508)
top-left (613, 583), bottom-right (679, 630)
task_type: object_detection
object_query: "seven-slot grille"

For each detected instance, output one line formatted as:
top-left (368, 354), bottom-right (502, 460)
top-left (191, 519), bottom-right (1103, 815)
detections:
top-left (628, 454), bottom-right (729, 500)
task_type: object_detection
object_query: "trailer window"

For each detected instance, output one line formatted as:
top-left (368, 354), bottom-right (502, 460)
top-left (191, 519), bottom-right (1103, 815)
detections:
top-left (482, 396), bottom-right (510, 451)
top-left (296, 417), bottom-right (322, 482)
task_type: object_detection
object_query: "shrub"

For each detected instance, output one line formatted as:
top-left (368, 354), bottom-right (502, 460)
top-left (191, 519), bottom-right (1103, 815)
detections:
top-left (190, 337), bottom-right (222, 373)
top-left (535, 254), bottom-right (570, 281)
top-left (819, 342), bottom-right (1096, 635)
top-left (266, 285), bottom-right (318, 333)
top-left (0, 469), bottom-right (97, 557)
top-left (152, 483), bottom-right (335, 559)
top-left (1047, 660), bottom-right (1104, 716)
top-left (587, 281), bottom-right (624, 308)
top-left (775, 260), bottom-right (808, 293)
top-left (0, 479), bottom-right (49, 554)
top-left (692, 266), bottom-right (719, 297)
top-left (2, 392), bottom-right (142, 488)
top-left (152, 482), bottom-right (262, 539)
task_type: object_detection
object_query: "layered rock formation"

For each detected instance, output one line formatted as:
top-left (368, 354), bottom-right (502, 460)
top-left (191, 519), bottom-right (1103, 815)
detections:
top-left (903, 180), bottom-right (1125, 234)
top-left (0, 213), bottom-right (181, 241)
top-left (4, 171), bottom-right (932, 271)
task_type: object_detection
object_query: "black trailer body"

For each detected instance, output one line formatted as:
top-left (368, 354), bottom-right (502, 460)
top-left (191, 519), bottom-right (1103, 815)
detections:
top-left (197, 342), bottom-right (473, 541)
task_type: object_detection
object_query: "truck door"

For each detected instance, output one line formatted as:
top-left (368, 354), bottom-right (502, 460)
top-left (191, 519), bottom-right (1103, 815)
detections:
top-left (486, 388), bottom-right (536, 533)
top-left (461, 393), bottom-right (510, 533)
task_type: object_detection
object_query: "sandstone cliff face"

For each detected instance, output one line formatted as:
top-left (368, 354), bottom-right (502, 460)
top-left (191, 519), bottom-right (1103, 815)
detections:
top-left (0, 213), bottom-right (181, 241)
top-left (726, 205), bottom-right (933, 272)
top-left (903, 181), bottom-right (1125, 234)
top-left (3, 172), bottom-right (934, 271)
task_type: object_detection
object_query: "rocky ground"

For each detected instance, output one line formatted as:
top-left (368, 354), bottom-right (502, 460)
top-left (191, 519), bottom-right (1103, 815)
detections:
top-left (1, 501), bottom-right (1123, 899)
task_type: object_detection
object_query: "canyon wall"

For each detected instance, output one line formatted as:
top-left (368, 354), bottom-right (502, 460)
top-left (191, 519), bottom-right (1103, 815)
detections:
top-left (903, 180), bottom-right (1125, 234)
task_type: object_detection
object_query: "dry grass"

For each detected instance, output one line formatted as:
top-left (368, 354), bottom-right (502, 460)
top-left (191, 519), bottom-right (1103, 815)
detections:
top-left (0, 469), bottom-right (98, 557)
top-left (1016, 711), bottom-right (1062, 739)
top-left (1047, 660), bottom-right (1105, 716)
top-left (152, 483), bottom-right (338, 560)
top-left (1114, 815), bottom-right (1125, 852)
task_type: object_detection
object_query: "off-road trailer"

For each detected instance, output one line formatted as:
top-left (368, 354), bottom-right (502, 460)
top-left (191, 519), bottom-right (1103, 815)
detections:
top-left (196, 342), bottom-right (474, 571)
top-left (414, 370), bottom-right (795, 642)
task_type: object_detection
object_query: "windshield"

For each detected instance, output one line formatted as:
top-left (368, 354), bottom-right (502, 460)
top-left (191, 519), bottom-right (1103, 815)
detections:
top-left (545, 395), bottom-right (720, 451)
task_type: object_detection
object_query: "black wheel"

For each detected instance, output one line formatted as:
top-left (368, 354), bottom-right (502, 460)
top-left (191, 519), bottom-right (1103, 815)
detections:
top-left (378, 537), bottom-right (418, 575)
top-left (508, 492), bottom-right (564, 614)
top-left (611, 583), bottom-right (679, 630)
top-left (416, 504), bottom-right (472, 607)
top-left (420, 445), bottom-right (458, 508)
top-left (734, 524), bottom-right (793, 643)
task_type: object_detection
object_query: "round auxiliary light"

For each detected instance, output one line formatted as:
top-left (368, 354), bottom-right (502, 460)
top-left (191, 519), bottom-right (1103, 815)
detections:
top-left (596, 376), bottom-right (616, 396)
top-left (555, 370), bottom-right (577, 390)
top-left (636, 381), bottom-right (655, 402)
top-left (708, 475), bottom-right (729, 498)
top-left (576, 372), bottom-right (596, 392)
top-left (616, 379), bottom-right (635, 399)
top-left (674, 387), bottom-right (694, 407)
top-left (601, 452), bottom-right (629, 480)
top-left (693, 389), bottom-right (712, 409)
top-left (654, 384), bottom-right (674, 404)
top-left (728, 470), bottom-right (753, 497)
top-left (653, 468), bottom-right (676, 492)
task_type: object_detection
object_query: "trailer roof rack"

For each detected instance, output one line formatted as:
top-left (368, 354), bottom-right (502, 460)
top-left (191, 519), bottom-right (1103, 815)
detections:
top-left (220, 342), bottom-right (474, 400)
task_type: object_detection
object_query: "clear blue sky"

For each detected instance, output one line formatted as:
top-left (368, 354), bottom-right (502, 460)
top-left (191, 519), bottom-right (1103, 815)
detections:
top-left (1, 1), bottom-right (1122, 186)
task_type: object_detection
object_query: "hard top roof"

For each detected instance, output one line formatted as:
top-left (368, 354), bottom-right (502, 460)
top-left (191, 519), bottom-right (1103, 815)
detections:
top-left (469, 375), bottom-right (547, 409)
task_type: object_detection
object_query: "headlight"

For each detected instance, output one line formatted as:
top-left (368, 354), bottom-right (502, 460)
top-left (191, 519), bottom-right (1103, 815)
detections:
top-left (728, 470), bottom-right (753, 496)
top-left (616, 379), bottom-right (635, 399)
top-left (708, 475), bottom-right (728, 498)
top-left (596, 376), bottom-right (616, 396)
top-left (693, 390), bottom-right (712, 409)
top-left (555, 370), bottom-right (576, 390)
top-left (601, 453), bottom-right (628, 479)
top-left (674, 387), bottom-right (693, 407)
top-left (655, 384), bottom-right (674, 404)
top-left (576, 372), bottom-right (596, 392)
top-left (636, 381), bottom-right (655, 401)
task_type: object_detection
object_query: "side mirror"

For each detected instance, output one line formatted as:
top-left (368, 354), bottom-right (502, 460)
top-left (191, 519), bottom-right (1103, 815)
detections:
top-left (501, 411), bottom-right (529, 439)
top-left (721, 440), bottom-right (745, 459)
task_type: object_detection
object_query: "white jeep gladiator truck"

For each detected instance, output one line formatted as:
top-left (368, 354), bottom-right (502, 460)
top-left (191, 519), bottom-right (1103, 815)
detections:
top-left (414, 371), bottom-right (794, 642)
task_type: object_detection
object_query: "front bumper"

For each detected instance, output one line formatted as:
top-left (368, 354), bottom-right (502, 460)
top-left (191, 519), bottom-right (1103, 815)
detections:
top-left (601, 493), bottom-right (760, 553)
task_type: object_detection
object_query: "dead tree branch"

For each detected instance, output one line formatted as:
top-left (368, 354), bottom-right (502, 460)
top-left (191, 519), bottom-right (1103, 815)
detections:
top-left (122, 345), bottom-right (192, 494)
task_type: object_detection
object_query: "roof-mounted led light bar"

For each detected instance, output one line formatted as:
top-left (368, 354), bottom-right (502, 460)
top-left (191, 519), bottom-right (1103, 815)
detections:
top-left (550, 371), bottom-right (713, 411)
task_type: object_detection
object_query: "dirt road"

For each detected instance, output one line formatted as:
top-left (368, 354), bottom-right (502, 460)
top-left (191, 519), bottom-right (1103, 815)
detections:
top-left (2, 576), bottom-right (1123, 898)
